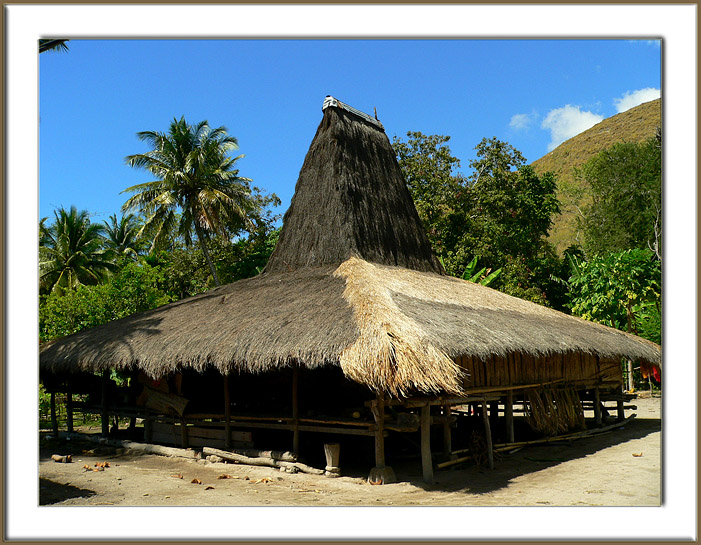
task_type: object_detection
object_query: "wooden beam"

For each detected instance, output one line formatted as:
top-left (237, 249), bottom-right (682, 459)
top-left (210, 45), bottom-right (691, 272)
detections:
top-left (420, 404), bottom-right (433, 483)
top-left (481, 397), bottom-right (494, 470)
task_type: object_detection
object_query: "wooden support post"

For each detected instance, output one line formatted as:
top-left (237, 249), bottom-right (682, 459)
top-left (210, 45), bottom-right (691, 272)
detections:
top-left (441, 404), bottom-right (452, 459)
top-left (481, 397), bottom-right (494, 470)
top-left (144, 407), bottom-right (153, 443)
top-left (101, 370), bottom-right (110, 436)
top-left (505, 390), bottom-right (514, 444)
top-left (368, 395), bottom-right (395, 484)
top-left (593, 387), bottom-right (602, 426)
top-left (421, 403), bottom-right (434, 483)
top-left (617, 399), bottom-right (625, 422)
top-left (65, 381), bottom-right (74, 434)
top-left (374, 398), bottom-right (385, 468)
top-left (180, 417), bottom-right (189, 448)
top-left (50, 391), bottom-right (59, 437)
top-left (292, 365), bottom-right (299, 455)
top-left (489, 400), bottom-right (499, 431)
top-left (224, 373), bottom-right (231, 449)
top-left (324, 443), bottom-right (341, 477)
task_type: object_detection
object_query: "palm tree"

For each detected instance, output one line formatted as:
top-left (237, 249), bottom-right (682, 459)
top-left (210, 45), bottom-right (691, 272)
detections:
top-left (122, 116), bottom-right (256, 285)
top-left (39, 40), bottom-right (69, 54)
top-left (103, 213), bottom-right (144, 259)
top-left (39, 206), bottom-right (117, 295)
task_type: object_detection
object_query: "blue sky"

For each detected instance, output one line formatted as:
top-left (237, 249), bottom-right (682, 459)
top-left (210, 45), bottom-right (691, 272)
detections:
top-left (39, 38), bottom-right (661, 226)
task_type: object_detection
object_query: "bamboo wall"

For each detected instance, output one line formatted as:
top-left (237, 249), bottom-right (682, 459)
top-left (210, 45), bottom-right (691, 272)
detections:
top-left (457, 352), bottom-right (623, 391)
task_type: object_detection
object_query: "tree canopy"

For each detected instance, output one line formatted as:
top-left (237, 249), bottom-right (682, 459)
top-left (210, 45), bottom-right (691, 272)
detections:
top-left (575, 135), bottom-right (661, 258)
top-left (39, 206), bottom-right (117, 295)
top-left (122, 116), bottom-right (278, 285)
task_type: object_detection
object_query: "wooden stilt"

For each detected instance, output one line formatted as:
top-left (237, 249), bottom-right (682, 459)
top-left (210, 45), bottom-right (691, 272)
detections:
top-left (617, 399), bottom-right (625, 422)
top-left (324, 443), bottom-right (341, 477)
top-left (368, 395), bottom-right (395, 484)
top-left (481, 397), bottom-right (494, 469)
top-left (421, 404), bottom-right (434, 483)
top-left (505, 390), bottom-right (514, 444)
top-left (144, 407), bottom-right (153, 442)
top-left (180, 416), bottom-right (189, 448)
top-left (292, 366), bottom-right (299, 455)
top-left (441, 404), bottom-right (452, 458)
top-left (224, 373), bottom-right (231, 449)
top-left (593, 387), bottom-right (602, 426)
top-left (489, 400), bottom-right (499, 431)
top-left (50, 391), bottom-right (59, 437)
top-left (101, 370), bottom-right (110, 436)
top-left (65, 381), bottom-right (74, 434)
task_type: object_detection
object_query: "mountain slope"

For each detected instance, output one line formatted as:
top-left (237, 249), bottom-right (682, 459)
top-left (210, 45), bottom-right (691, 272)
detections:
top-left (532, 98), bottom-right (661, 254)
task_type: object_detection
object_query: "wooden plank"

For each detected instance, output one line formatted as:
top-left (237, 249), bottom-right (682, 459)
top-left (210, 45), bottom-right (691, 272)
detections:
top-left (151, 422), bottom-right (252, 442)
top-left (420, 404), bottom-right (433, 483)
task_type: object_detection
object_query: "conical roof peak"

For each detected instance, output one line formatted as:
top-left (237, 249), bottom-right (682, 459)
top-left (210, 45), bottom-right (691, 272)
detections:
top-left (265, 97), bottom-right (443, 274)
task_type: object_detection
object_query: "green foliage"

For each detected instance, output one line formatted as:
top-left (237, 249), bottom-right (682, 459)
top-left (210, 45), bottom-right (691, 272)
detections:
top-left (123, 116), bottom-right (279, 285)
top-left (460, 256), bottom-right (502, 287)
top-left (39, 206), bottom-right (118, 295)
top-left (567, 248), bottom-right (661, 340)
top-left (392, 132), bottom-right (463, 256)
top-left (575, 137), bottom-right (661, 257)
top-left (530, 99), bottom-right (661, 254)
top-left (39, 261), bottom-right (171, 342)
top-left (393, 134), bottom-right (563, 306)
top-left (146, 228), bottom-right (280, 300)
top-left (103, 213), bottom-right (146, 258)
top-left (451, 138), bottom-right (561, 306)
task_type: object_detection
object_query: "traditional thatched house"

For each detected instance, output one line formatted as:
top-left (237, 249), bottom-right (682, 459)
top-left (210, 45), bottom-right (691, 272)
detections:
top-left (40, 96), bottom-right (661, 483)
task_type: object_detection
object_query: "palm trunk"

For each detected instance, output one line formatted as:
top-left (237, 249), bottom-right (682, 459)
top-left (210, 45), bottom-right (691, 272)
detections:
top-left (193, 223), bottom-right (221, 286)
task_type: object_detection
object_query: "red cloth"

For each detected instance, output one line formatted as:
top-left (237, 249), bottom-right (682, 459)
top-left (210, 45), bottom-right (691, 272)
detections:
top-left (653, 366), bottom-right (661, 383)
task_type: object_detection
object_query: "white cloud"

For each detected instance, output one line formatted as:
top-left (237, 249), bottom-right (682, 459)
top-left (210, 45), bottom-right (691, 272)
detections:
top-left (509, 112), bottom-right (538, 130)
top-left (614, 87), bottom-right (661, 113)
top-left (541, 105), bottom-right (604, 151)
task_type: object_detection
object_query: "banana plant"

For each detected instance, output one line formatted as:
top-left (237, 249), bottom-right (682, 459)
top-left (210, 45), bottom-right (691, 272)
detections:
top-left (461, 256), bottom-right (502, 287)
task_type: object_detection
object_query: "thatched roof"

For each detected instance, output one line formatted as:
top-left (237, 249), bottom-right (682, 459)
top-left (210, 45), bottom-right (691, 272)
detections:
top-left (40, 97), bottom-right (661, 397)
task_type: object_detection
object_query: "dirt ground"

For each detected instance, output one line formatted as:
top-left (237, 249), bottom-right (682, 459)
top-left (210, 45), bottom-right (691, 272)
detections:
top-left (39, 394), bottom-right (661, 507)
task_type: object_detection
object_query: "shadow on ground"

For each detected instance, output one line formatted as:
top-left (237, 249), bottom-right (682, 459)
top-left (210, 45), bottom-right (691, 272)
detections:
top-left (39, 478), bottom-right (96, 505)
top-left (395, 416), bottom-right (661, 494)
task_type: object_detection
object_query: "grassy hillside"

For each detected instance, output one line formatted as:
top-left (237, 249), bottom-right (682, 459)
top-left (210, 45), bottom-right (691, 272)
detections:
top-left (532, 98), bottom-right (661, 254)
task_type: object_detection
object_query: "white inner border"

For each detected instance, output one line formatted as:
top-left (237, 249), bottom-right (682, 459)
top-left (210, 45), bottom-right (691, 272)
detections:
top-left (6, 3), bottom-right (697, 541)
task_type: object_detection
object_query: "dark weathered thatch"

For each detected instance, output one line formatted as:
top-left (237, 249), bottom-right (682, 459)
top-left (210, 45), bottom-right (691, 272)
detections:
top-left (40, 97), bottom-right (661, 398)
top-left (265, 106), bottom-right (442, 275)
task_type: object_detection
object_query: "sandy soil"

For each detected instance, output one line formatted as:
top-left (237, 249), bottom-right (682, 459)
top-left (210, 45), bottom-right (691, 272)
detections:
top-left (39, 395), bottom-right (661, 507)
